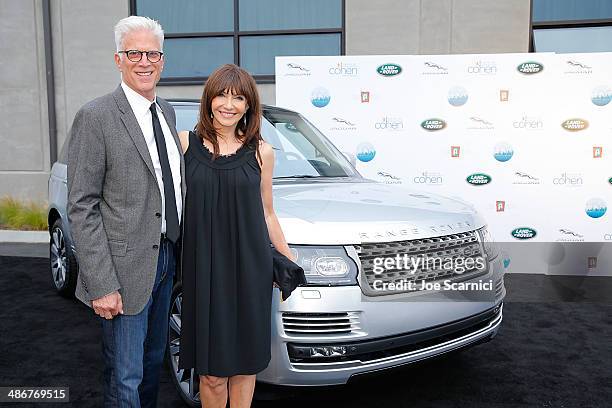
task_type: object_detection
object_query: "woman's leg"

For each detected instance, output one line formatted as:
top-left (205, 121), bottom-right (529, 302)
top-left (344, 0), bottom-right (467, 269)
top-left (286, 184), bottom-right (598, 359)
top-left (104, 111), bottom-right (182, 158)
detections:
top-left (199, 375), bottom-right (228, 408)
top-left (228, 374), bottom-right (256, 408)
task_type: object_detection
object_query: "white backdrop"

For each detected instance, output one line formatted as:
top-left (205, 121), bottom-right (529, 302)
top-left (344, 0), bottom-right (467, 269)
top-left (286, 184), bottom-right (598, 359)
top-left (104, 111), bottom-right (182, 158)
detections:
top-left (275, 53), bottom-right (611, 249)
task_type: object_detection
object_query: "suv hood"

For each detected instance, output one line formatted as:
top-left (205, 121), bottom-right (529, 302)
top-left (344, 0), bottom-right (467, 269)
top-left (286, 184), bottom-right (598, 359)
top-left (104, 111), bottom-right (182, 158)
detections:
top-left (274, 180), bottom-right (485, 245)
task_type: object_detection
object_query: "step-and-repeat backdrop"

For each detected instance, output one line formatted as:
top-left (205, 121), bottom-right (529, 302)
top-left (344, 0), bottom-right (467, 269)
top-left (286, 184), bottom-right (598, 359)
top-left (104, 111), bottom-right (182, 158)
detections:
top-left (275, 53), bottom-right (612, 274)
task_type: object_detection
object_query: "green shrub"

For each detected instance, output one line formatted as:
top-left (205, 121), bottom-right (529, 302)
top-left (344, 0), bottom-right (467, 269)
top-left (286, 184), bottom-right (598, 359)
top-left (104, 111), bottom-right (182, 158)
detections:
top-left (0, 197), bottom-right (47, 231)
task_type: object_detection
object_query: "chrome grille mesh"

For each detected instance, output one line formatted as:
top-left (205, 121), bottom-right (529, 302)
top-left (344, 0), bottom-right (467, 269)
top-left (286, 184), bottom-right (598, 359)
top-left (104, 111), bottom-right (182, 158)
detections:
top-left (282, 312), bottom-right (361, 337)
top-left (356, 230), bottom-right (486, 296)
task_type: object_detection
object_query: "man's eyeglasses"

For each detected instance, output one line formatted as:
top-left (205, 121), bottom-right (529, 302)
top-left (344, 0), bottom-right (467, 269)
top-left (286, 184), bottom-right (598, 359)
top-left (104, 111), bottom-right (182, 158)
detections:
top-left (118, 50), bottom-right (163, 63)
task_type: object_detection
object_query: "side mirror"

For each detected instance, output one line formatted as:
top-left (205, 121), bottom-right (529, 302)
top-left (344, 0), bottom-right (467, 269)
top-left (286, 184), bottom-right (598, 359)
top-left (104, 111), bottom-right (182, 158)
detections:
top-left (342, 151), bottom-right (357, 167)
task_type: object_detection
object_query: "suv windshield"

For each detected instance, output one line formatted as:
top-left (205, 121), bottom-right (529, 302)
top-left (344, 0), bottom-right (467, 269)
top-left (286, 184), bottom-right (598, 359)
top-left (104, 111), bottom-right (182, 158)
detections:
top-left (174, 104), bottom-right (360, 179)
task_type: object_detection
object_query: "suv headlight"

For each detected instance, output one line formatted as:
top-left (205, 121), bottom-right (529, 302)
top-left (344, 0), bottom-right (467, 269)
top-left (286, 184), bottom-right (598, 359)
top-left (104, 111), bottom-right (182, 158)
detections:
top-left (478, 226), bottom-right (500, 261)
top-left (289, 245), bottom-right (358, 286)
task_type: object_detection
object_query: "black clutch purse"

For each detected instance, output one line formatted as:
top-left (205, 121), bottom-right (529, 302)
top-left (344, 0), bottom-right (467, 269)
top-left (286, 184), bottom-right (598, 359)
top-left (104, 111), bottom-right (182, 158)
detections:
top-left (272, 247), bottom-right (306, 301)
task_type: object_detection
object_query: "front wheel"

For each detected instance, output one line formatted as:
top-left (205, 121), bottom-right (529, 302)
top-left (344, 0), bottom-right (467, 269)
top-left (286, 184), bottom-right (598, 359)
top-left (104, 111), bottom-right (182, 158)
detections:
top-left (49, 219), bottom-right (78, 298)
top-left (167, 282), bottom-right (200, 407)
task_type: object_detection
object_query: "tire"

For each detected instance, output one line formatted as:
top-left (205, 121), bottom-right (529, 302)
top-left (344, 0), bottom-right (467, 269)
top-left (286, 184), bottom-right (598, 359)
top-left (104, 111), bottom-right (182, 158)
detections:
top-left (167, 282), bottom-right (200, 407)
top-left (49, 218), bottom-right (78, 298)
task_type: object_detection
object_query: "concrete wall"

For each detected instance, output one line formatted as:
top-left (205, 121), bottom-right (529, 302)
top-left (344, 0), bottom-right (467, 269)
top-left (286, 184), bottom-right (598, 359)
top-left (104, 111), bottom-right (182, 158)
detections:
top-left (0, 0), bottom-right (49, 200)
top-left (346, 0), bottom-right (531, 55)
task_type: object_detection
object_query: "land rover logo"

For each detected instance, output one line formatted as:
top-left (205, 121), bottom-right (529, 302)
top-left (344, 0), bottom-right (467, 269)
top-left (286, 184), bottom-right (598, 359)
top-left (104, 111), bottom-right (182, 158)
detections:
top-left (561, 118), bottom-right (589, 131)
top-left (421, 119), bottom-right (446, 131)
top-left (517, 62), bottom-right (544, 74)
top-left (512, 227), bottom-right (537, 240)
top-left (466, 173), bottom-right (492, 185)
top-left (609, 177), bottom-right (612, 185)
top-left (377, 64), bottom-right (402, 76)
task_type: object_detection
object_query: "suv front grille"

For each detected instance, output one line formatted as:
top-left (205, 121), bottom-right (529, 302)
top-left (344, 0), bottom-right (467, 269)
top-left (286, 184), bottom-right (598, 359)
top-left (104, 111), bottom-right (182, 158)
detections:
top-left (356, 230), bottom-right (486, 296)
top-left (282, 312), bottom-right (361, 337)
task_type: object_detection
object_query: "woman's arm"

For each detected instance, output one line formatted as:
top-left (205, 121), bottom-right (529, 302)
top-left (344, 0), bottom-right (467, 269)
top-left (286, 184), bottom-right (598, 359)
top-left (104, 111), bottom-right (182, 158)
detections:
top-left (259, 142), bottom-right (296, 262)
top-left (178, 130), bottom-right (190, 154)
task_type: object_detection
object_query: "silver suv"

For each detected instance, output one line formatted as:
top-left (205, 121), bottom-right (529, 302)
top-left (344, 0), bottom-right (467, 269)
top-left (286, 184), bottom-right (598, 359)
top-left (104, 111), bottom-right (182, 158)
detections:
top-left (48, 101), bottom-right (505, 406)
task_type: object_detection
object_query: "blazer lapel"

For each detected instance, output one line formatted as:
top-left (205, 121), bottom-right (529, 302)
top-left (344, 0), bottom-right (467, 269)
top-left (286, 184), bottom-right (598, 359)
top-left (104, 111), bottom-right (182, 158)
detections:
top-left (112, 86), bottom-right (156, 179)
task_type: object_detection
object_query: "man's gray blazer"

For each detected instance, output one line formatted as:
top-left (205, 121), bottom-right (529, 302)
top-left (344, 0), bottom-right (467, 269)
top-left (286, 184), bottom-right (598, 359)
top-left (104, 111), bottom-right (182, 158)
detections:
top-left (67, 85), bottom-right (186, 315)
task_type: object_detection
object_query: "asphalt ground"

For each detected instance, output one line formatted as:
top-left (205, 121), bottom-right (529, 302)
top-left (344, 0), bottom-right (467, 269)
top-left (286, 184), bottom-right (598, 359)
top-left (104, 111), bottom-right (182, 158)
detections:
top-left (0, 255), bottom-right (611, 408)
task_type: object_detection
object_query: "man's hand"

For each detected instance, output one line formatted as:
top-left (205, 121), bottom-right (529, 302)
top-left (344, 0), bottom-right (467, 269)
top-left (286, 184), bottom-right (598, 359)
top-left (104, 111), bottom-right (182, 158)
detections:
top-left (92, 291), bottom-right (124, 320)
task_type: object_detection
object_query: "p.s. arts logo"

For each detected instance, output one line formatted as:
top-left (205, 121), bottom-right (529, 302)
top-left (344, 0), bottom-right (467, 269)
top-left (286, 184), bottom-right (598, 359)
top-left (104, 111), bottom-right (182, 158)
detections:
top-left (513, 116), bottom-right (543, 130)
top-left (564, 60), bottom-right (593, 75)
top-left (466, 173), bottom-right (492, 186)
top-left (284, 63), bottom-right (311, 76)
top-left (585, 198), bottom-right (607, 219)
top-left (511, 227), bottom-right (537, 240)
top-left (420, 119), bottom-right (446, 131)
top-left (591, 86), bottom-right (612, 106)
top-left (467, 116), bottom-right (494, 130)
top-left (553, 172), bottom-right (583, 186)
top-left (467, 60), bottom-right (497, 75)
top-left (356, 142), bottom-right (376, 163)
top-left (517, 61), bottom-right (544, 75)
top-left (556, 229), bottom-right (584, 242)
top-left (561, 118), bottom-right (589, 132)
top-left (330, 117), bottom-right (357, 132)
top-left (413, 171), bottom-right (444, 185)
top-left (328, 62), bottom-right (359, 77)
top-left (376, 64), bottom-right (402, 76)
top-left (377, 171), bottom-right (402, 184)
top-left (422, 61), bottom-right (448, 75)
top-left (375, 117), bottom-right (404, 131)
top-left (448, 86), bottom-right (468, 107)
top-left (493, 142), bottom-right (513, 162)
top-left (513, 171), bottom-right (540, 185)
top-left (310, 87), bottom-right (331, 108)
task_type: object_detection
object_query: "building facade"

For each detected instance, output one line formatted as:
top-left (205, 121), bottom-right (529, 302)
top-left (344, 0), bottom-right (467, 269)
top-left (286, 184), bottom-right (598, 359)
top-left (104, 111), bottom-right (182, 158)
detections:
top-left (1, 0), bottom-right (533, 199)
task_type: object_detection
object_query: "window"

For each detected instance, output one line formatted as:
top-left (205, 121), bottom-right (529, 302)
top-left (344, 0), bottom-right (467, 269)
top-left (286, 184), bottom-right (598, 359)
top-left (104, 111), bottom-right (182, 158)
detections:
top-left (532, 0), bottom-right (612, 52)
top-left (132, 0), bottom-right (344, 83)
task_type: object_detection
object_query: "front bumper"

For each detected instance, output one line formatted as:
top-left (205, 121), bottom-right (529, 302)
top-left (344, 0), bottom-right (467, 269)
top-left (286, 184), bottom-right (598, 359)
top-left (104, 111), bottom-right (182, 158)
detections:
top-left (258, 261), bottom-right (505, 386)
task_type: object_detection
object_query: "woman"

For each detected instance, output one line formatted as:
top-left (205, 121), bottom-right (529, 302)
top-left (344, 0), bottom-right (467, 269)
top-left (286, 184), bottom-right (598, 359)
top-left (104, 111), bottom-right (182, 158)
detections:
top-left (177, 64), bottom-right (295, 408)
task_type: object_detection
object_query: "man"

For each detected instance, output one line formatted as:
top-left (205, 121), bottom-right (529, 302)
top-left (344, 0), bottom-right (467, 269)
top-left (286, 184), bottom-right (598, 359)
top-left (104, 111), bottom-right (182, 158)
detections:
top-left (67, 16), bottom-right (184, 407)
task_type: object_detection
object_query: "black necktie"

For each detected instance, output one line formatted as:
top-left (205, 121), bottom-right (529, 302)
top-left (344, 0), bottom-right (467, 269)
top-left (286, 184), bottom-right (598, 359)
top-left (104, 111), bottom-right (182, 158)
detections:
top-left (150, 103), bottom-right (180, 243)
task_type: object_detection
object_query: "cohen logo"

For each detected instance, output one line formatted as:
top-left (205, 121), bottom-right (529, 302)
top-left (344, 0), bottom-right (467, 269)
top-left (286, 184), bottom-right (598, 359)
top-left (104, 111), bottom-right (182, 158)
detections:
top-left (421, 119), bottom-right (446, 131)
top-left (329, 62), bottom-right (358, 77)
top-left (517, 61), bottom-right (544, 74)
top-left (413, 171), bottom-right (443, 185)
top-left (561, 118), bottom-right (588, 131)
top-left (511, 227), bottom-right (537, 240)
top-left (553, 172), bottom-right (583, 186)
top-left (466, 173), bottom-right (492, 186)
top-left (377, 64), bottom-right (402, 76)
top-left (375, 117), bottom-right (403, 131)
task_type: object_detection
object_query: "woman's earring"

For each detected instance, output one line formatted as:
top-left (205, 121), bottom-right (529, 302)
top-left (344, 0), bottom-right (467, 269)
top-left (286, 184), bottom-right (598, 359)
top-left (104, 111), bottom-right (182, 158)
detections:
top-left (243, 115), bottom-right (247, 126)
top-left (210, 112), bottom-right (213, 119)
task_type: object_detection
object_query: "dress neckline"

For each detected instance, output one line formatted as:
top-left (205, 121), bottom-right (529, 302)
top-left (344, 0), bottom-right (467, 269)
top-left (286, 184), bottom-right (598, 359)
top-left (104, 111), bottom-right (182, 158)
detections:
top-left (188, 131), bottom-right (254, 170)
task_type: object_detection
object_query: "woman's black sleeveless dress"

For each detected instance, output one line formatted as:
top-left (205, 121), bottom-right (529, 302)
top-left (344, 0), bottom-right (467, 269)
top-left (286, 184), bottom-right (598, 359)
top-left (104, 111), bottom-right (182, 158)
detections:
top-left (178, 131), bottom-right (273, 377)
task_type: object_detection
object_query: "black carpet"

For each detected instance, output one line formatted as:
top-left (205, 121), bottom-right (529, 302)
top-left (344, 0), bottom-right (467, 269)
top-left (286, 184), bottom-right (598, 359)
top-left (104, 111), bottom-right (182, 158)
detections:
top-left (0, 256), bottom-right (610, 408)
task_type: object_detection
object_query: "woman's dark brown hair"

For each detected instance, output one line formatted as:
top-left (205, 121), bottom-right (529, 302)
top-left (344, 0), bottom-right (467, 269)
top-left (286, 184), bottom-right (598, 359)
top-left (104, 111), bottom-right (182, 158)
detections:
top-left (195, 64), bottom-right (262, 161)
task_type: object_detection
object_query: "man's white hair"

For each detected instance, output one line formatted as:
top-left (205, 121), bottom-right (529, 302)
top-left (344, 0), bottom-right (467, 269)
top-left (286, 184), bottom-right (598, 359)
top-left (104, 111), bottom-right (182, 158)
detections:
top-left (114, 16), bottom-right (164, 52)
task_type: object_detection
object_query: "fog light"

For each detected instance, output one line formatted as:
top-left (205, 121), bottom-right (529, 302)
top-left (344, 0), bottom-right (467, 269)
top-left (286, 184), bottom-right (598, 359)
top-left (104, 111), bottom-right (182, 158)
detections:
top-left (309, 346), bottom-right (347, 358)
